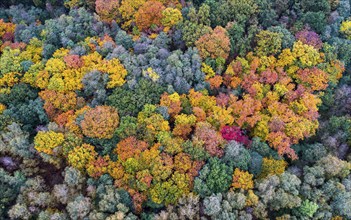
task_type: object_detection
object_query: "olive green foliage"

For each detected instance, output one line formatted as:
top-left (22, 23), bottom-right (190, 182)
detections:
top-left (107, 79), bottom-right (165, 117)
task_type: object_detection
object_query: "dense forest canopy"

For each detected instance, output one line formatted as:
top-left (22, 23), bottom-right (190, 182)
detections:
top-left (1, 0), bottom-right (351, 219)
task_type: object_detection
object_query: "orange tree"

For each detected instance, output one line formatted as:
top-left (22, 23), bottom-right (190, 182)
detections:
top-left (135, 1), bottom-right (166, 31)
top-left (81, 106), bottom-right (119, 139)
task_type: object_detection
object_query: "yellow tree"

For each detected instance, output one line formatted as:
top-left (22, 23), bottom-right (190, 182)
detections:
top-left (232, 168), bottom-right (254, 190)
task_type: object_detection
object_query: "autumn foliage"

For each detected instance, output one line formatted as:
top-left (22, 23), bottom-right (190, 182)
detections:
top-left (135, 1), bottom-right (165, 31)
top-left (0, 19), bottom-right (15, 43)
top-left (34, 131), bottom-right (65, 155)
top-left (221, 126), bottom-right (251, 145)
top-left (195, 26), bottom-right (231, 60)
top-left (81, 106), bottom-right (119, 139)
top-left (1, 1), bottom-right (351, 219)
top-left (232, 168), bottom-right (254, 190)
top-left (213, 41), bottom-right (344, 159)
top-left (95, 0), bottom-right (121, 22)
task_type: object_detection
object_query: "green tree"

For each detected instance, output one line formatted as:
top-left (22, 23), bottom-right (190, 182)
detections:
top-left (194, 158), bottom-right (233, 197)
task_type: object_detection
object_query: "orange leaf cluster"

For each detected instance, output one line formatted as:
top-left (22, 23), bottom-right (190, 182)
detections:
top-left (195, 26), bottom-right (231, 60)
top-left (81, 106), bottom-right (119, 139)
top-left (135, 1), bottom-right (165, 31)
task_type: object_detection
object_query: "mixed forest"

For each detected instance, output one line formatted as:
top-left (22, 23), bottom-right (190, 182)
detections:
top-left (1, 0), bottom-right (351, 219)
